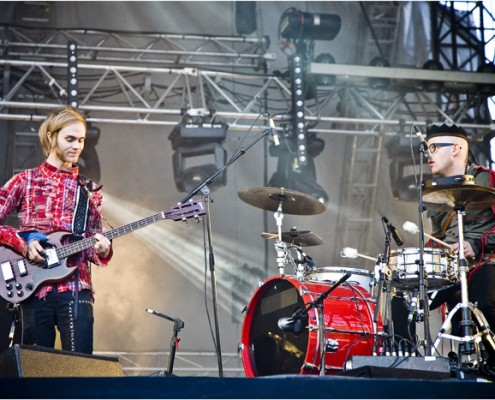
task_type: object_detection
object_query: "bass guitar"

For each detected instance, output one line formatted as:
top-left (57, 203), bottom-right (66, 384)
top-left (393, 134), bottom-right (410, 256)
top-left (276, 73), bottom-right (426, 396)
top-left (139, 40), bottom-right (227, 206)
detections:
top-left (0, 198), bottom-right (205, 303)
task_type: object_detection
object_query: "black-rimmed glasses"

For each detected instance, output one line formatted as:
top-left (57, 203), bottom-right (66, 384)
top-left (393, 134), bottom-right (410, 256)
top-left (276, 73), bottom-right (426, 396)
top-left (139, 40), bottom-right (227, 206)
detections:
top-left (428, 142), bottom-right (455, 154)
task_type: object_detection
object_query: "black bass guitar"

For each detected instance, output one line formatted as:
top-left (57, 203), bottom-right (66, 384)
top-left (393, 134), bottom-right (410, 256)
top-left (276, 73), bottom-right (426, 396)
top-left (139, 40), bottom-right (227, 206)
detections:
top-left (0, 199), bottom-right (205, 303)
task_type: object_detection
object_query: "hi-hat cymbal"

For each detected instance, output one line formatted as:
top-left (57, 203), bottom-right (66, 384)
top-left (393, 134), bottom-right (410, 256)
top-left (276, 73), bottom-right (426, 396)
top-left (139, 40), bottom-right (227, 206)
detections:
top-left (238, 187), bottom-right (325, 215)
top-left (261, 230), bottom-right (324, 247)
top-left (423, 182), bottom-right (495, 211)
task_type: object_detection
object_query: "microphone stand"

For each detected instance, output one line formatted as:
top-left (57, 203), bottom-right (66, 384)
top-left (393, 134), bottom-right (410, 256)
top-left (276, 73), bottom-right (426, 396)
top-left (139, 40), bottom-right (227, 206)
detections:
top-left (146, 309), bottom-right (184, 375)
top-left (179, 126), bottom-right (275, 377)
top-left (289, 272), bottom-right (352, 375)
top-left (417, 140), bottom-right (432, 356)
top-left (375, 224), bottom-right (395, 355)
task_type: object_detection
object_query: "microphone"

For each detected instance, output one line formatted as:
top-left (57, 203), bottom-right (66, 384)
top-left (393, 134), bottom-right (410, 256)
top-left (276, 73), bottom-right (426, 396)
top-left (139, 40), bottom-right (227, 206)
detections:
top-left (414, 126), bottom-right (433, 161)
top-left (407, 288), bottom-right (419, 323)
top-left (296, 249), bottom-right (315, 267)
top-left (269, 116), bottom-right (280, 146)
top-left (383, 217), bottom-right (404, 247)
top-left (277, 309), bottom-right (308, 335)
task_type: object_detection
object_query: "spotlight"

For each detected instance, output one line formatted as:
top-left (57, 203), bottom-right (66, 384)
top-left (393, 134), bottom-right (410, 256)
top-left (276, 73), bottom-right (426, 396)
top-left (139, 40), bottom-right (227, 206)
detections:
top-left (169, 121), bottom-right (228, 193)
top-left (368, 56), bottom-right (390, 89)
top-left (476, 62), bottom-right (495, 95)
top-left (313, 52), bottom-right (336, 86)
top-left (422, 59), bottom-right (444, 91)
top-left (279, 8), bottom-right (341, 41)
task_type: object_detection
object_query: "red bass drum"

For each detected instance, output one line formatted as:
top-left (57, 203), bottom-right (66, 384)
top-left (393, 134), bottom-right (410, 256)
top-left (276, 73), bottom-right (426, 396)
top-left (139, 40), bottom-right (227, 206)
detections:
top-left (240, 275), bottom-right (383, 376)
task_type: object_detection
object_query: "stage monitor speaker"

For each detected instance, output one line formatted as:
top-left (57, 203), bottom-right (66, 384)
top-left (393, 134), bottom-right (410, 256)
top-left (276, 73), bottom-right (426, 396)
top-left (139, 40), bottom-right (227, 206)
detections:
top-left (0, 344), bottom-right (124, 377)
top-left (345, 355), bottom-right (451, 374)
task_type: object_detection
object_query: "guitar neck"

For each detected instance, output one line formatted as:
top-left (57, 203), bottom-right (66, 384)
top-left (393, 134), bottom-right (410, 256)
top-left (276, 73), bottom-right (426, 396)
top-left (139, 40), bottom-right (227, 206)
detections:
top-left (57, 211), bottom-right (168, 259)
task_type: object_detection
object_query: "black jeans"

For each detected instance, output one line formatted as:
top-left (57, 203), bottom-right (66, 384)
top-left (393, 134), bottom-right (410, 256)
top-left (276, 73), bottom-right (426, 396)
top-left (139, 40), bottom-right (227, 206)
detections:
top-left (20, 289), bottom-right (94, 354)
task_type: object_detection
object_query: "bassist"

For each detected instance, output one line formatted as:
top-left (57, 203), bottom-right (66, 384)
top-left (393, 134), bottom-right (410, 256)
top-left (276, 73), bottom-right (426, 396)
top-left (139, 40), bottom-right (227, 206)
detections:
top-left (0, 107), bottom-right (112, 354)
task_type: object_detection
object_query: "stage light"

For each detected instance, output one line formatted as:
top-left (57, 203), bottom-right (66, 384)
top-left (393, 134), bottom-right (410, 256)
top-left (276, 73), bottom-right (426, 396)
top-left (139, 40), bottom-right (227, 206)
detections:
top-left (279, 8), bottom-right (341, 41)
top-left (169, 122), bottom-right (228, 193)
top-left (268, 134), bottom-right (328, 205)
top-left (67, 40), bottom-right (79, 108)
top-left (476, 62), bottom-right (495, 95)
top-left (368, 56), bottom-right (390, 89)
top-left (422, 59), bottom-right (444, 91)
top-left (313, 53), bottom-right (336, 86)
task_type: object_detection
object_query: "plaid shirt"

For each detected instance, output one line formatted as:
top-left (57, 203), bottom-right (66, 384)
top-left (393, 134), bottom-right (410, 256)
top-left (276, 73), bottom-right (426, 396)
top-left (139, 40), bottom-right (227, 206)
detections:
top-left (0, 161), bottom-right (112, 299)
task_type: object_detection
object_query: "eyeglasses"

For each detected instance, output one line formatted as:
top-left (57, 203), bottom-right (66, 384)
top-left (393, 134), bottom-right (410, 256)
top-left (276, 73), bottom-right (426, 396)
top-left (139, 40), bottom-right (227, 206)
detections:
top-left (428, 142), bottom-right (455, 154)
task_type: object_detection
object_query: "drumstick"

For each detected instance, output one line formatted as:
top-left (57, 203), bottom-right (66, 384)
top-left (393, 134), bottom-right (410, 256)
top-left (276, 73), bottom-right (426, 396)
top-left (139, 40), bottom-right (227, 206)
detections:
top-left (402, 221), bottom-right (452, 250)
top-left (340, 247), bottom-right (377, 262)
top-left (424, 232), bottom-right (453, 250)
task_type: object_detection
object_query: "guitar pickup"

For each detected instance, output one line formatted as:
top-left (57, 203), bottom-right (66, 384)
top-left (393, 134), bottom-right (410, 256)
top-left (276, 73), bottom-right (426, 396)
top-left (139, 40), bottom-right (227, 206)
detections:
top-left (44, 248), bottom-right (60, 268)
top-left (1, 261), bottom-right (15, 282)
top-left (16, 260), bottom-right (28, 276)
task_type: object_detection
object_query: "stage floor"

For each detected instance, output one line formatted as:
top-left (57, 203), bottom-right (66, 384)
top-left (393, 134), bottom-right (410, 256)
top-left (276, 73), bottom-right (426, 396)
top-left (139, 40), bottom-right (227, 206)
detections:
top-left (1, 370), bottom-right (494, 399)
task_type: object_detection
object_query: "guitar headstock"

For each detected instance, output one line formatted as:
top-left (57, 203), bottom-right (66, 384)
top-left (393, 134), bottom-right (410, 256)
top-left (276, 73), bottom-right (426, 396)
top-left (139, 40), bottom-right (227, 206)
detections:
top-left (165, 199), bottom-right (206, 221)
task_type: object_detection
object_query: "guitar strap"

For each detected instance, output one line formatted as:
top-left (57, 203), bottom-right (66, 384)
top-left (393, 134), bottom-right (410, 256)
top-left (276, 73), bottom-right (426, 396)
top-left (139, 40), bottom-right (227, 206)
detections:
top-left (71, 176), bottom-right (91, 320)
top-left (72, 176), bottom-right (90, 240)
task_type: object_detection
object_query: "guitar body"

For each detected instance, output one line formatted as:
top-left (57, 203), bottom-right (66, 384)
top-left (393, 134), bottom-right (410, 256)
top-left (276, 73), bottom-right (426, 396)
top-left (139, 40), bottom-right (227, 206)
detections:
top-left (0, 231), bottom-right (74, 304)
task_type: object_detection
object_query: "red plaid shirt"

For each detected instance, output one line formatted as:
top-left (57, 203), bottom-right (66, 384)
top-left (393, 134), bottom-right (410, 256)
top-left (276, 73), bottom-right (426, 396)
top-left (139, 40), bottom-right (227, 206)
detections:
top-left (0, 161), bottom-right (112, 299)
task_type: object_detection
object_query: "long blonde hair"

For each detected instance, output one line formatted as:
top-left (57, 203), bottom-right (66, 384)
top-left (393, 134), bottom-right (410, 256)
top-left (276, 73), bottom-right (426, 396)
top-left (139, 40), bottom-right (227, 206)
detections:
top-left (38, 107), bottom-right (87, 156)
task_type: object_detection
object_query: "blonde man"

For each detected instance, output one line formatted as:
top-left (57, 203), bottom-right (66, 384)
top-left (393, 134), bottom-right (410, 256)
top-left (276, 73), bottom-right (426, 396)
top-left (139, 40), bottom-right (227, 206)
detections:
top-left (0, 106), bottom-right (111, 354)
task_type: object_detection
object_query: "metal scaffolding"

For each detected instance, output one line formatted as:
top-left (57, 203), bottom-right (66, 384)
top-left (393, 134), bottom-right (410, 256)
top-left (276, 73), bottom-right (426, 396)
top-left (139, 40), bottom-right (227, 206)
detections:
top-left (1, 2), bottom-right (495, 374)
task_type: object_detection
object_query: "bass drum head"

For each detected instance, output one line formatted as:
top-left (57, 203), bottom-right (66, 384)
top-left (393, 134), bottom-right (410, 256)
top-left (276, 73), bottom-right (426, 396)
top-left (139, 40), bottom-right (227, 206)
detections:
top-left (241, 278), bottom-right (308, 376)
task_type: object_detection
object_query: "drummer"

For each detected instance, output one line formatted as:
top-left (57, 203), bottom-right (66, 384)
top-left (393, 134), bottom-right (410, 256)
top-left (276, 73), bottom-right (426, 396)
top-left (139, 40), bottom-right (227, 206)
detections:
top-left (426, 123), bottom-right (495, 366)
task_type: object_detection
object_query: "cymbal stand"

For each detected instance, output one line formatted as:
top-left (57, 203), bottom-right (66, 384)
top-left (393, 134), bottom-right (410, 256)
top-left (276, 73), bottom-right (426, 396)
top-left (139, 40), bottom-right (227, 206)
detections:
top-left (417, 138), bottom-right (432, 356)
top-left (273, 203), bottom-right (288, 276)
top-left (432, 204), bottom-right (495, 371)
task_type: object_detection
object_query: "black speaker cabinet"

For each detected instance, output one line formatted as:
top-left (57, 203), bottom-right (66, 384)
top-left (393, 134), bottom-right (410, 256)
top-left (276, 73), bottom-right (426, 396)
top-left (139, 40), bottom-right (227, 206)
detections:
top-left (0, 344), bottom-right (124, 377)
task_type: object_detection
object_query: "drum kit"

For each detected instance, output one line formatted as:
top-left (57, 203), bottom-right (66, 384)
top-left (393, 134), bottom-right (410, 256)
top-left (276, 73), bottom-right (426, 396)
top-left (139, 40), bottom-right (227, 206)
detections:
top-left (237, 179), bottom-right (495, 378)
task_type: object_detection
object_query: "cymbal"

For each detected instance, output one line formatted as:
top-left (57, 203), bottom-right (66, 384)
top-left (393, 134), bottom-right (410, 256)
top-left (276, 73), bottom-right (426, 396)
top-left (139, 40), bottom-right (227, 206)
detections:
top-left (423, 182), bottom-right (495, 210)
top-left (238, 187), bottom-right (325, 215)
top-left (261, 230), bottom-right (324, 247)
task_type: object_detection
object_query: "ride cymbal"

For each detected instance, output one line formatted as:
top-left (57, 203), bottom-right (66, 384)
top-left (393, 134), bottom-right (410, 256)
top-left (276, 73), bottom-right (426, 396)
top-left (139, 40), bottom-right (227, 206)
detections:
top-left (261, 230), bottom-right (324, 247)
top-left (238, 187), bottom-right (325, 215)
top-left (423, 181), bottom-right (495, 211)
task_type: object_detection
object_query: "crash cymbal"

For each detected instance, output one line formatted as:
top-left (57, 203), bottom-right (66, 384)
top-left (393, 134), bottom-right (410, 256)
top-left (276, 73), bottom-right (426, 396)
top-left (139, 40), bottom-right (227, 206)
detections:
top-left (238, 187), bottom-right (325, 215)
top-left (261, 230), bottom-right (324, 247)
top-left (423, 180), bottom-right (495, 211)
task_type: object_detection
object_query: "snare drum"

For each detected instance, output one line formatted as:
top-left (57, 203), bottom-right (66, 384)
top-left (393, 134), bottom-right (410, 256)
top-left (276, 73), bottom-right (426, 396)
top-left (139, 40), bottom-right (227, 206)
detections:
top-left (240, 276), bottom-right (382, 376)
top-left (305, 267), bottom-right (374, 294)
top-left (388, 247), bottom-right (458, 289)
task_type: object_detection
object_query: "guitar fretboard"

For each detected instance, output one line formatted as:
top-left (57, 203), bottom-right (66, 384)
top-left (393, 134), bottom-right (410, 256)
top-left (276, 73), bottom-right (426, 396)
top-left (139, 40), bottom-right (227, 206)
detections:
top-left (53, 199), bottom-right (204, 260)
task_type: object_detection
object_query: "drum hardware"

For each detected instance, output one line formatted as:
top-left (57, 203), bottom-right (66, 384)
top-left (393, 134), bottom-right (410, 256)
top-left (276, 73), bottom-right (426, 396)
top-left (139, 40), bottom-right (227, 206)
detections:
top-left (423, 180), bottom-right (495, 373)
top-left (371, 216), bottom-right (413, 357)
top-left (239, 186), bottom-right (325, 276)
top-left (261, 227), bottom-right (321, 278)
top-left (145, 308), bottom-right (184, 376)
top-left (278, 272), bottom-right (352, 375)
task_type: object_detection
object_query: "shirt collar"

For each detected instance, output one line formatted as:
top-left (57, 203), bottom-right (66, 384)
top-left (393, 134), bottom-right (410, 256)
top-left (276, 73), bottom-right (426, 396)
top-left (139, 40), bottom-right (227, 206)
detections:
top-left (41, 161), bottom-right (79, 179)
